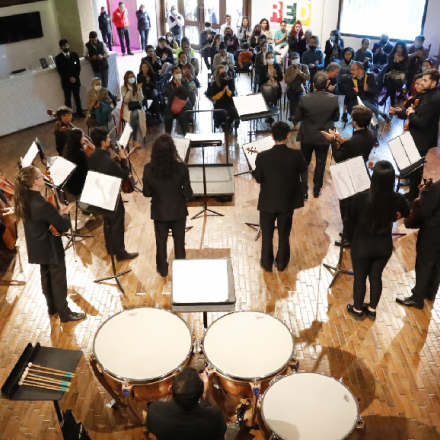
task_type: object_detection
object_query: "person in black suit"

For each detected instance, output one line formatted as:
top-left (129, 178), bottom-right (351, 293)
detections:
top-left (348, 161), bottom-right (409, 322)
top-left (14, 166), bottom-right (86, 322)
top-left (89, 127), bottom-right (138, 262)
top-left (146, 367), bottom-right (227, 440)
top-left (98, 6), bottom-right (113, 51)
top-left (55, 39), bottom-right (85, 117)
top-left (254, 122), bottom-right (307, 272)
top-left (292, 72), bottom-right (340, 199)
top-left (321, 105), bottom-right (376, 242)
top-left (389, 69), bottom-right (440, 202)
top-left (142, 134), bottom-right (193, 277)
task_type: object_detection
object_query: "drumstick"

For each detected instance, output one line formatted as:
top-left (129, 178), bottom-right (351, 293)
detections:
top-left (28, 363), bottom-right (75, 377)
top-left (19, 380), bottom-right (68, 392)
top-left (25, 371), bottom-right (71, 387)
top-left (28, 367), bottom-right (73, 378)
top-left (109, 125), bottom-right (118, 135)
top-left (22, 374), bottom-right (70, 389)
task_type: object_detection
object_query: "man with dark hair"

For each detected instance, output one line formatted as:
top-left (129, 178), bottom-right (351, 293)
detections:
top-left (53, 106), bottom-right (73, 155)
top-left (112, 1), bottom-right (134, 56)
top-left (89, 127), bottom-right (138, 262)
top-left (285, 52), bottom-right (310, 121)
top-left (98, 6), bottom-right (113, 51)
top-left (325, 62), bottom-right (340, 94)
top-left (253, 121), bottom-right (306, 272)
top-left (156, 36), bottom-right (174, 65)
top-left (200, 22), bottom-right (216, 69)
top-left (146, 367), bottom-right (227, 439)
top-left (408, 35), bottom-right (430, 59)
top-left (55, 39), bottom-right (85, 117)
top-left (136, 4), bottom-right (151, 51)
top-left (84, 31), bottom-right (110, 88)
top-left (220, 14), bottom-right (232, 36)
top-left (371, 33), bottom-right (393, 71)
top-left (301, 36), bottom-right (324, 88)
top-left (292, 72), bottom-right (340, 199)
top-left (274, 20), bottom-right (289, 62)
top-left (143, 45), bottom-right (162, 74)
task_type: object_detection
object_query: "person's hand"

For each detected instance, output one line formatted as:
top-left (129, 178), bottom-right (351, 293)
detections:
top-left (175, 79), bottom-right (181, 87)
top-left (407, 106), bottom-right (415, 116)
top-left (200, 370), bottom-right (209, 397)
top-left (315, 60), bottom-right (319, 65)
top-left (145, 76), bottom-right (150, 83)
top-left (415, 48), bottom-right (424, 58)
top-left (328, 84), bottom-right (336, 92)
top-left (330, 128), bottom-right (342, 142)
top-left (224, 85), bottom-right (229, 92)
top-left (389, 106), bottom-right (401, 115)
top-left (94, 102), bottom-right (101, 109)
top-left (152, 53), bottom-right (157, 63)
top-left (396, 212), bottom-right (403, 220)
top-left (320, 130), bottom-right (334, 141)
top-left (161, 53), bottom-right (167, 60)
top-left (364, 57), bottom-right (370, 62)
top-left (60, 205), bottom-right (74, 215)
top-left (353, 86), bottom-right (359, 93)
top-left (137, 82), bottom-right (143, 91)
top-left (70, 77), bottom-right (76, 83)
top-left (309, 63), bottom-right (315, 69)
top-left (364, 83), bottom-right (368, 92)
top-left (119, 148), bottom-right (127, 159)
top-left (97, 54), bottom-right (103, 60)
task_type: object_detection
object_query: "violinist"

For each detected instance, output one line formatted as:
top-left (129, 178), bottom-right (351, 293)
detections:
top-left (14, 166), bottom-right (86, 322)
top-left (54, 106), bottom-right (73, 155)
top-left (89, 127), bottom-right (138, 262)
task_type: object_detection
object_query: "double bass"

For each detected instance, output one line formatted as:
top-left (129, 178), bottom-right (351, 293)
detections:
top-left (0, 176), bottom-right (17, 251)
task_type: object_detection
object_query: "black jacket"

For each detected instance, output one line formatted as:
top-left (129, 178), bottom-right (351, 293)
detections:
top-left (419, 180), bottom-right (440, 228)
top-left (254, 144), bottom-right (307, 213)
top-left (155, 46), bottom-right (174, 65)
top-left (324, 39), bottom-right (344, 66)
top-left (88, 148), bottom-right (129, 181)
top-left (63, 147), bottom-right (89, 197)
top-left (200, 30), bottom-right (216, 48)
top-left (165, 79), bottom-right (195, 108)
top-left (372, 41), bottom-right (394, 65)
top-left (99, 12), bottom-right (112, 34)
top-left (259, 64), bottom-right (283, 87)
top-left (86, 41), bottom-right (109, 72)
top-left (146, 400), bottom-right (227, 440)
top-left (136, 9), bottom-right (151, 30)
top-left (142, 162), bottom-right (193, 221)
top-left (23, 191), bottom-right (71, 265)
top-left (345, 73), bottom-right (378, 104)
top-left (55, 51), bottom-right (81, 87)
top-left (293, 90), bottom-right (340, 145)
top-left (332, 129), bottom-right (376, 164)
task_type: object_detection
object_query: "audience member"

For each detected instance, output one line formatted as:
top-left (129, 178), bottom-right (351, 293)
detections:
top-left (259, 52), bottom-right (283, 110)
top-left (354, 38), bottom-right (373, 70)
top-left (165, 31), bottom-right (179, 54)
top-left (220, 14), bottom-right (232, 36)
top-left (274, 20), bottom-right (289, 63)
top-left (137, 61), bottom-right (163, 122)
top-left (338, 47), bottom-right (355, 96)
top-left (285, 52), bottom-right (310, 121)
top-left (212, 66), bottom-right (239, 131)
top-left (250, 24), bottom-right (263, 49)
top-left (156, 36), bottom-right (174, 65)
top-left (98, 6), bottom-right (112, 51)
top-left (212, 42), bottom-right (235, 76)
top-left (288, 20), bottom-right (304, 57)
top-left (86, 77), bottom-right (113, 126)
top-left (301, 36), bottom-right (324, 88)
top-left (408, 35), bottom-right (430, 59)
top-left (167, 6), bottom-right (184, 46)
top-left (237, 16), bottom-right (251, 45)
top-left (325, 62), bottom-right (340, 94)
top-left (112, 2), bottom-right (133, 55)
top-left (210, 34), bottom-right (223, 59)
top-left (178, 52), bottom-right (197, 90)
top-left (143, 45), bottom-right (163, 75)
top-left (238, 43), bottom-right (252, 70)
top-left (324, 30), bottom-right (344, 66)
top-left (260, 18), bottom-right (273, 45)
top-left (177, 37), bottom-right (200, 76)
top-left (84, 31), bottom-right (110, 89)
top-left (200, 22), bottom-right (216, 69)
top-left (223, 27), bottom-right (239, 56)
top-left (136, 4), bottom-right (151, 51)
top-left (371, 33), bottom-right (393, 71)
top-left (298, 28), bottom-right (313, 58)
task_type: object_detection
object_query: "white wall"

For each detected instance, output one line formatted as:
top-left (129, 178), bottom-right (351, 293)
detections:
top-left (0, 0), bottom-right (60, 79)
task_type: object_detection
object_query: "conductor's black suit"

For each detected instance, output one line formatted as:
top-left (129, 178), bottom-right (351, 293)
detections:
top-left (254, 144), bottom-right (306, 271)
top-left (142, 162), bottom-right (193, 274)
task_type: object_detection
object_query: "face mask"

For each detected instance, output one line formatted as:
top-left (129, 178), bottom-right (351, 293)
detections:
top-left (167, 36), bottom-right (173, 43)
top-left (421, 65), bottom-right (429, 72)
top-left (172, 9), bottom-right (177, 15)
top-left (180, 60), bottom-right (187, 65)
top-left (94, 86), bottom-right (102, 91)
top-left (414, 42), bottom-right (422, 49)
top-left (380, 39), bottom-right (387, 45)
top-left (174, 73), bottom-right (182, 80)
top-left (310, 46), bottom-right (316, 51)
top-left (206, 27), bottom-right (211, 31)
top-left (255, 31), bottom-right (261, 36)
top-left (128, 77), bottom-right (136, 84)
top-left (62, 47), bottom-right (69, 53)
top-left (330, 36), bottom-right (335, 42)
top-left (220, 72), bottom-right (227, 78)
top-left (292, 59), bottom-right (300, 65)
top-left (267, 58), bottom-right (274, 65)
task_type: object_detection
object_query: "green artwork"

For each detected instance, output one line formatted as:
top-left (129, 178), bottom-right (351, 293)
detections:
top-left (285, 3), bottom-right (297, 24)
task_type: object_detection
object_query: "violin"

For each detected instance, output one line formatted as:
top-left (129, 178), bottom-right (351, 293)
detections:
top-left (47, 109), bottom-right (96, 157)
top-left (404, 178), bottom-right (433, 229)
top-left (0, 181), bottom-right (17, 251)
top-left (43, 170), bottom-right (63, 237)
top-left (108, 142), bottom-right (139, 194)
top-left (0, 175), bottom-right (15, 201)
top-left (404, 98), bottom-right (419, 132)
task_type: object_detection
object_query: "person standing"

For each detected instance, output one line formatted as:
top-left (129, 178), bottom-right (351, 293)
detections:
top-left (89, 127), bottom-right (139, 262)
top-left (112, 2), bottom-right (134, 56)
top-left (200, 22), bottom-right (216, 69)
top-left (136, 4), bottom-right (151, 52)
top-left (14, 166), bottom-right (86, 322)
top-left (142, 135), bottom-right (193, 277)
top-left (347, 161), bottom-right (409, 321)
top-left (98, 6), bottom-right (113, 51)
top-left (301, 36), bottom-right (324, 88)
top-left (292, 72), bottom-right (340, 199)
top-left (220, 14), bottom-right (232, 36)
top-left (285, 52), bottom-right (310, 121)
top-left (84, 31), bottom-right (110, 88)
top-left (167, 6), bottom-right (184, 46)
top-left (254, 122), bottom-right (306, 272)
top-left (397, 179), bottom-right (440, 309)
top-left (324, 30), bottom-right (344, 66)
top-left (55, 39), bottom-right (85, 118)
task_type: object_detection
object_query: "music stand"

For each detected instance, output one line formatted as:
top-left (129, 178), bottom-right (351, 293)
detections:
top-left (1, 343), bottom-right (83, 440)
top-left (118, 123), bottom-right (143, 193)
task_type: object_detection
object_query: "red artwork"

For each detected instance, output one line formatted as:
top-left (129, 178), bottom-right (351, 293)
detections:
top-left (270, 1), bottom-right (284, 23)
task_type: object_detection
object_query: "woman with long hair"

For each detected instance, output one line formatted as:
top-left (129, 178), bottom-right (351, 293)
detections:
top-left (63, 128), bottom-right (89, 196)
top-left (288, 20), bottom-right (303, 55)
top-left (165, 31), bottom-right (179, 54)
top-left (142, 134), bottom-right (193, 277)
top-left (324, 29), bottom-right (344, 66)
top-left (260, 18), bottom-right (273, 45)
top-left (237, 16), bottom-right (251, 45)
top-left (347, 161), bottom-right (409, 321)
top-left (14, 166), bottom-right (85, 322)
top-left (212, 65), bottom-right (239, 131)
top-left (137, 61), bottom-right (163, 122)
top-left (250, 24), bottom-right (262, 49)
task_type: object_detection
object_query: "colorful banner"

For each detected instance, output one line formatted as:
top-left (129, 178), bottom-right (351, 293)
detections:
top-left (270, 1), bottom-right (312, 26)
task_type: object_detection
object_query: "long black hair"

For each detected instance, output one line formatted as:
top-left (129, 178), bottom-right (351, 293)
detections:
top-left (14, 166), bottom-right (39, 221)
top-left (64, 128), bottom-right (84, 160)
top-left (365, 160), bottom-right (397, 235)
top-left (390, 40), bottom-right (408, 59)
top-left (150, 134), bottom-right (182, 179)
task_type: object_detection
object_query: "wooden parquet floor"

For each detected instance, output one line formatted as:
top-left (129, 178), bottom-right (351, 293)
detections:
top-left (1, 53), bottom-right (440, 439)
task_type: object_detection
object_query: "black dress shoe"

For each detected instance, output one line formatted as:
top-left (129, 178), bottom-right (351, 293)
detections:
top-left (341, 112), bottom-right (348, 123)
top-left (260, 259), bottom-right (273, 272)
top-left (76, 112), bottom-right (86, 119)
top-left (48, 308), bottom-right (57, 316)
top-left (347, 304), bottom-right (365, 321)
top-left (396, 296), bottom-right (424, 309)
top-left (313, 189), bottom-right (321, 198)
top-left (362, 303), bottom-right (376, 321)
top-left (127, 52), bottom-right (134, 55)
top-left (60, 311), bottom-right (86, 323)
top-left (426, 293), bottom-right (437, 301)
top-left (116, 252), bottom-right (139, 262)
top-left (156, 267), bottom-right (168, 277)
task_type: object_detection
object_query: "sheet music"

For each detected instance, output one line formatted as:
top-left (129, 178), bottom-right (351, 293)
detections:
top-left (233, 93), bottom-right (268, 117)
top-left (357, 97), bottom-right (378, 126)
top-left (119, 123), bottom-right (133, 148)
top-left (242, 136), bottom-right (274, 170)
top-left (400, 132), bottom-right (421, 164)
top-left (48, 157), bottom-right (77, 187)
top-left (330, 157), bottom-right (370, 200)
top-left (258, 136), bottom-right (275, 151)
top-left (350, 156), bottom-right (371, 193)
top-left (21, 142), bottom-right (39, 168)
top-left (173, 138), bottom-right (191, 161)
top-left (185, 133), bottom-right (225, 143)
top-left (389, 137), bottom-right (411, 170)
top-left (80, 171), bottom-right (121, 211)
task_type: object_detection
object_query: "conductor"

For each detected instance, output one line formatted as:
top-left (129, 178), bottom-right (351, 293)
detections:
top-left (254, 122), bottom-right (306, 272)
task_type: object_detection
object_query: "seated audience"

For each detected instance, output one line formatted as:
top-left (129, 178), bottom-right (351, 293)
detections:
top-left (146, 367), bottom-right (227, 440)
top-left (223, 26), bottom-right (240, 55)
top-left (285, 52), bottom-right (310, 119)
top-left (354, 38), bottom-right (373, 71)
top-left (156, 36), bottom-right (174, 65)
top-left (274, 20), bottom-right (289, 63)
top-left (237, 16), bottom-right (251, 45)
top-left (86, 77), bottom-right (113, 127)
top-left (301, 36), bottom-right (324, 88)
top-left (406, 46), bottom-right (432, 88)
top-left (260, 52), bottom-right (283, 122)
top-left (212, 65), bottom-right (239, 131)
top-left (288, 20), bottom-right (303, 58)
top-left (408, 35), bottom-right (430, 59)
top-left (164, 66), bottom-right (195, 135)
top-left (165, 31), bottom-right (179, 54)
top-left (200, 22), bottom-right (216, 69)
top-left (254, 41), bottom-right (271, 81)
top-left (177, 37), bottom-right (200, 76)
top-left (137, 61), bottom-right (163, 122)
top-left (178, 52), bottom-right (197, 90)
top-left (249, 24), bottom-right (263, 49)
top-left (338, 47), bottom-right (355, 95)
top-left (372, 34), bottom-right (393, 72)
top-left (237, 43), bottom-right (252, 70)
top-left (324, 30), bottom-right (344, 66)
top-left (260, 18), bottom-right (273, 45)
top-left (210, 34), bottom-right (223, 60)
top-left (252, 34), bottom-right (274, 59)
top-left (220, 14), bottom-right (232, 36)
top-left (143, 45), bottom-right (163, 75)
top-left (325, 62), bottom-right (340, 94)
top-left (212, 42), bottom-right (235, 76)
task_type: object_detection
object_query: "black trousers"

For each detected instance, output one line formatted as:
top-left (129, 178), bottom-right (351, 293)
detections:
top-left (201, 47), bottom-right (212, 68)
top-left (412, 227), bottom-right (440, 301)
top-left (300, 143), bottom-right (329, 192)
top-left (164, 106), bottom-right (190, 134)
top-left (154, 217), bottom-right (187, 273)
top-left (260, 210), bottom-right (293, 270)
top-left (103, 198), bottom-right (125, 257)
top-left (408, 162), bottom-right (425, 201)
top-left (101, 32), bottom-right (112, 51)
top-left (117, 27), bottom-right (131, 53)
top-left (40, 263), bottom-right (70, 317)
top-left (339, 197), bottom-right (355, 241)
top-left (139, 29), bottom-right (149, 51)
top-left (62, 82), bottom-right (82, 114)
top-left (287, 89), bottom-right (304, 117)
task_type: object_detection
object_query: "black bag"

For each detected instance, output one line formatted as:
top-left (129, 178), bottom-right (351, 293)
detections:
top-left (128, 101), bottom-right (142, 111)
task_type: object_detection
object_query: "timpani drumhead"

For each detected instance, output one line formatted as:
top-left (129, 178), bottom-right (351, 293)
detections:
top-left (93, 307), bottom-right (192, 381)
top-left (261, 373), bottom-right (359, 440)
top-left (202, 311), bottom-right (294, 380)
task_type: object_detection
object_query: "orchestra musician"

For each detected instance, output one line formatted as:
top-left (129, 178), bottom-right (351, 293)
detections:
top-left (14, 166), bottom-right (86, 322)
top-left (54, 106), bottom-right (74, 156)
top-left (89, 127), bottom-right (138, 262)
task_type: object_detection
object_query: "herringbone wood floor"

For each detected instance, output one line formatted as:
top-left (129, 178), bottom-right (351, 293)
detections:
top-left (0, 52), bottom-right (440, 439)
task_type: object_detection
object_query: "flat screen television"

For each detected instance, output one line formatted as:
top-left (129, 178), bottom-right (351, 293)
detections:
top-left (0, 12), bottom-right (43, 45)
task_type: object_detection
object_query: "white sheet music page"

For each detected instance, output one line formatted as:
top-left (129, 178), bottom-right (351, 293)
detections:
top-left (242, 140), bottom-right (260, 170)
top-left (21, 141), bottom-right (39, 168)
top-left (330, 162), bottom-right (355, 200)
top-left (80, 171), bottom-right (121, 211)
top-left (400, 132), bottom-right (421, 164)
top-left (258, 136), bottom-right (275, 152)
top-left (173, 138), bottom-right (190, 161)
top-left (389, 137), bottom-right (411, 170)
top-left (185, 133), bottom-right (225, 143)
top-left (49, 157), bottom-right (77, 187)
top-left (348, 156), bottom-right (371, 193)
top-left (119, 123), bottom-right (133, 148)
top-left (233, 94), bottom-right (268, 117)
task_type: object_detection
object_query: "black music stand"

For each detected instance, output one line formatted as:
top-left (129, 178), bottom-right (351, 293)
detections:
top-left (1, 343), bottom-right (84, 440)
top-left (118, 125), bottom-right (143, 193)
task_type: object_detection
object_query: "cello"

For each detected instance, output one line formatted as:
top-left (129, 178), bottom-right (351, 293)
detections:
top-left (0, 176), bottom-right (17, 251)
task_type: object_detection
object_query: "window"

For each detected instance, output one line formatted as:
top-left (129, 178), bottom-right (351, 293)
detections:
top-left (338, 0), bottom-right (429, 41)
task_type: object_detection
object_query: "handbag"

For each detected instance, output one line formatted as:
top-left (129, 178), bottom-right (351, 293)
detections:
top-left (128, 101), bottom-right (142, 111)
top-left (171, 96), bottom-right (188, 114)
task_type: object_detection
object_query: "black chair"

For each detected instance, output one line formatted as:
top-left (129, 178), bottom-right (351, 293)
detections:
top-left (259, 84), bottom-right (281, 124)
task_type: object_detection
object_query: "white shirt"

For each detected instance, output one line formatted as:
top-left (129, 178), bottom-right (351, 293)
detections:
top-left (84, 42), bottom-right (109, 57)
top-left (220, 22), bottom-right (232, 36)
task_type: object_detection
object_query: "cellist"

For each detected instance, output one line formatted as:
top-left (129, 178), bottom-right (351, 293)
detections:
top-left (14, 166), bottom-right (86, 323)
top-left (54, 106), bottom-right (74, 155)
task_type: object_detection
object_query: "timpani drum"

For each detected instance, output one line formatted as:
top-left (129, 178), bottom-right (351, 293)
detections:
top-left (202, 311), bottom-right (296, 398)
top-left (92, 307), bottom-right (193, 402)
top-left (261, 373), bottom-right (360, 440)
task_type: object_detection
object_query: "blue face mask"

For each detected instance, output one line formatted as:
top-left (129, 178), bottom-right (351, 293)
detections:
top-left (414, 42), bottom-right (422, 49)
top-left (128, 77), bottom-right (136, 84)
